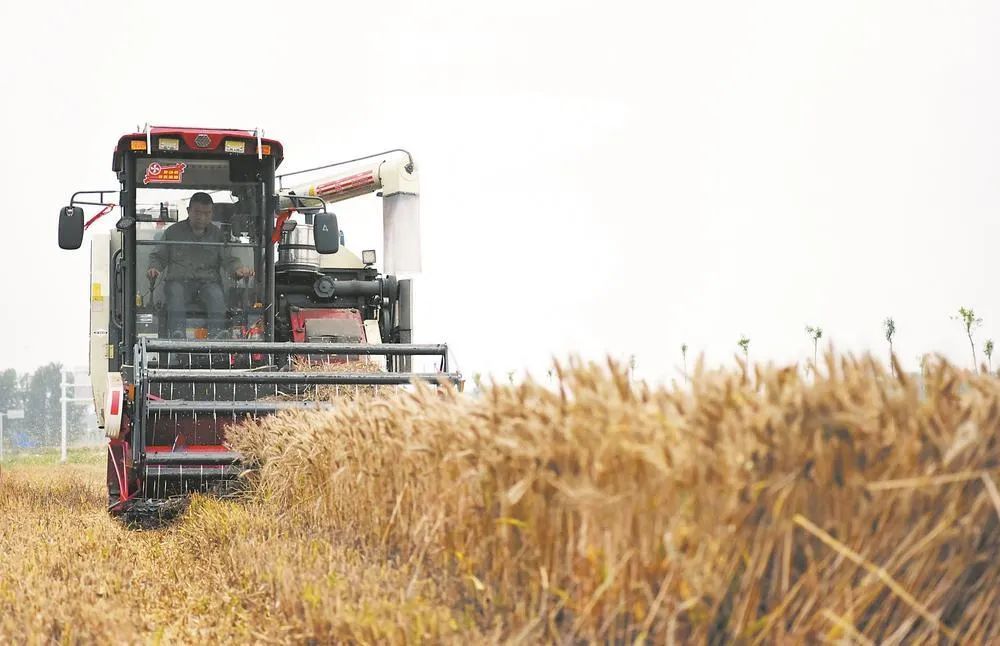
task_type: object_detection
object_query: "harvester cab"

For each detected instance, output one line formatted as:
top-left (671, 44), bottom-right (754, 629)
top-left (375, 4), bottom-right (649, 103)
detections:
top-left (58, 126), bottom-right (460, 518)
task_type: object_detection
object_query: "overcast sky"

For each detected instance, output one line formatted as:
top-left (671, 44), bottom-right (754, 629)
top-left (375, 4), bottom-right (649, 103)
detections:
top-left (1, 1), bottom-right (999, 382)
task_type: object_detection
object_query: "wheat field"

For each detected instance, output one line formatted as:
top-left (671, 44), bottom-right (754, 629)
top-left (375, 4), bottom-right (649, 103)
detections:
top-left (2, 355), bottom-right (999, 643)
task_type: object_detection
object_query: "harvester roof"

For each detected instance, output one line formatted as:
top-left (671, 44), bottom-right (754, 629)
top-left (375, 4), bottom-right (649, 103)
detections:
top-left (113, 126), bottom-right (284, 170)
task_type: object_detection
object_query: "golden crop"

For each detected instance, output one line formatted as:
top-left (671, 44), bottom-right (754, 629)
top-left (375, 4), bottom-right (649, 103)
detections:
top-left (2, 354), bottom-right (999, 643)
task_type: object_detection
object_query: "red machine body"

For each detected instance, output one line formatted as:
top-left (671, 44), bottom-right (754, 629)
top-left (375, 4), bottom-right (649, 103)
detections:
top-left (59, 127), bottom-right (455, 523)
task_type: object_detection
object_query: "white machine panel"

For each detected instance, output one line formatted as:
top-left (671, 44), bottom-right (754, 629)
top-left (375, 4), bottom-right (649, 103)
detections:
top-left (363, 320), bottom-right (386, 370)
top-left (89, 232), bottom-right (112, 426)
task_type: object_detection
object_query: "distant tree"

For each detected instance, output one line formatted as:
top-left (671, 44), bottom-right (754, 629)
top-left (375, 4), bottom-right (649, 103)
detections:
top-left (737, 336), bottom-right (750, 365)
top-left (884, 317), bottom-right (896, 376)
top-left (0, 369), bottom-right (18, 456)
top-left (681, 343), bottom-right (689, 383)
top-left (0, 365), bottom-right (93, 450)
top-left (23, 363), bottom-right (62, 446)
top-left (15, 373), bottom-right (31, 446)
top-left (953, 307), bottom-right (982, 371)
top-left (985, 339), bottom-right (994, 374)
top-left (506, 370), bottom-right (515, 385)
top-left (629, 354), bottom-right (637, 383)
top-left (0, 369), bottom-right (19, 413)
top-left (805, 325), bottom-right (823, 374)
top-left (64, 371), bottom-right (88, 442)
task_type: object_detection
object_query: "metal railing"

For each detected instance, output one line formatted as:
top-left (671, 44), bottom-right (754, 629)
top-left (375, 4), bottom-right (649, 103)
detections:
top-left (131, 337), bottom-right (462, 497)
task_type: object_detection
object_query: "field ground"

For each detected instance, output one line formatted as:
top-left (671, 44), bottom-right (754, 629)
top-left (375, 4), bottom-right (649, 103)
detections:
top-left (0, 450), bottom-right (472, 644)
top-left (2, 358), bottom-right (1000, 643)
top-left (3, 446), bottom-right (105, 467)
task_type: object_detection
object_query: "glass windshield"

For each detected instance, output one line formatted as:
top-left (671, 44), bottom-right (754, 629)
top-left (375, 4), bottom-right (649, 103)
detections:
top-left (133, 157), bottom-right (267, 341)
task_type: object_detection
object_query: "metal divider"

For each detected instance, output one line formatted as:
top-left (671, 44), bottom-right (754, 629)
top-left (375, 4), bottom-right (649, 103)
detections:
top-left (133, 338), bottom-right (461, 498)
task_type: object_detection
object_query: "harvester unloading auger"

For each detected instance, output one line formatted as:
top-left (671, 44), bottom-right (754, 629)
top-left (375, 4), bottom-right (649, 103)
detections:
top-left (57, 126), bottom-right (461, 518)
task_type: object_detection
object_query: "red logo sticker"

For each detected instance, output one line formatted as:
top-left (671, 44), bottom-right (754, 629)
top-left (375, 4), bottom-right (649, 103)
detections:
top-left (143, 162), bottom-right (187, 184)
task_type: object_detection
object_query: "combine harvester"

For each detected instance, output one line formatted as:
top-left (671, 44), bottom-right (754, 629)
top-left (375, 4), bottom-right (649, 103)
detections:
top-left (58, 126), bottom-right (461, 519)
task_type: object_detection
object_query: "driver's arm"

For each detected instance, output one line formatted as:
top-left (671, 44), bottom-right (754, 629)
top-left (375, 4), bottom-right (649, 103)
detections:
top-left (147, 230), bottom-right (171, 278)
top-left (218, 237), bottom-right (251, 280)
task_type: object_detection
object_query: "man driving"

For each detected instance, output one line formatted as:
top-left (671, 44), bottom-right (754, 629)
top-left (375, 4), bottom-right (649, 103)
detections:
top-left (147, 192), bottom-right (254, 338)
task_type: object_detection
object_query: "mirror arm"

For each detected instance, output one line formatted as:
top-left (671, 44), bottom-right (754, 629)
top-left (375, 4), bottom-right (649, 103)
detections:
top-left (70, 189), bottom-right (120, 208)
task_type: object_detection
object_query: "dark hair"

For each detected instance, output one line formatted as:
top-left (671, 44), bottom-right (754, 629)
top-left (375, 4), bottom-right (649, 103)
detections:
top-left (189, 192), bottom-right (214, 208)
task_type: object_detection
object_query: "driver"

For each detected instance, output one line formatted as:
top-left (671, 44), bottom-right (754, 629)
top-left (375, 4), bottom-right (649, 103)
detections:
top-left (147, 192), bottom-right (254, 338)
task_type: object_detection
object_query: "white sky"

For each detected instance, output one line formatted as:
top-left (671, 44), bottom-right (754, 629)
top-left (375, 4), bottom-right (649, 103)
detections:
top-left (1, 1), bottom-right (999, 382)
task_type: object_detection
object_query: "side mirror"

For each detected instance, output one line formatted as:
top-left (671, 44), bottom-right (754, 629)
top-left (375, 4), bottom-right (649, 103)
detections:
top-left (314, 213), bottom-right (340, 254)
top-left (58, 206), bottom-right (84, 250)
